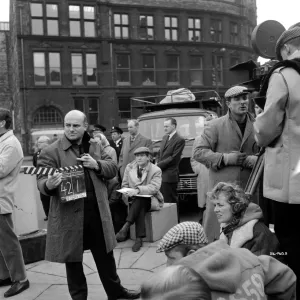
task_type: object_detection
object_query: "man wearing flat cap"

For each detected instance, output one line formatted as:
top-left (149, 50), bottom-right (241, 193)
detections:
top-left (254, 26), bottom-right (300, 290)
top-left (110, 126), bottom-right (124, 163)
top-left (116, 146), bottom-right (163, 252)
top-left (193, 85), bottom-right (259, 243)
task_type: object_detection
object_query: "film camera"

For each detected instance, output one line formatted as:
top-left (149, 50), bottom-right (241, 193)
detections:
top-left (230, 20), bottom-right (286, 109)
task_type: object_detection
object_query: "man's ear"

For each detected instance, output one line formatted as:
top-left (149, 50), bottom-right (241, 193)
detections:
top-left (0, 120), bottom-right (6, 128)
top-left (226, 100), bottom-right (231, 109)
top-left (186, 249), bottom-right (196, 256)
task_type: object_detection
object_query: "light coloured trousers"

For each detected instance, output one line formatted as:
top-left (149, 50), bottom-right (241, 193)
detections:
top-left (0, 213), bottom-right (26, 282)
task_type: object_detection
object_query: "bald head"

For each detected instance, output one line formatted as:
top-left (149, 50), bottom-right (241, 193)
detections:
top-left (64, 110), bottom-right (88, 142)
top-left (37, 135), bottom-right (51, 150)
top-left (64, 110), bottom-right (87, 124)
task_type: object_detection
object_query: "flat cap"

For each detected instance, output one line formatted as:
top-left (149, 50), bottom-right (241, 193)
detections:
top-left (276, 27), bottom-right (300, 61)
top-left (134, 147), bottom-right (151, 155)
top-left (93, 124), bottom-right (106, 132)
top-left (156, 222), bottom-right (208, 253)
top-left (224, 86), bottom-right (249, 99)
top-left (111, 126), bottom-right (123, 134)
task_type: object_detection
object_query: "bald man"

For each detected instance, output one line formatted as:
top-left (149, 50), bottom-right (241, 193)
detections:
top-left (37, 110), bottom-right (140, 300)
top-left (33, 135), bottom-right (51, 220)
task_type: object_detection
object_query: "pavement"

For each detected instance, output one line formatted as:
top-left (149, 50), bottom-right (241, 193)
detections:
top-left (0, 239), bottom-right (166, 300)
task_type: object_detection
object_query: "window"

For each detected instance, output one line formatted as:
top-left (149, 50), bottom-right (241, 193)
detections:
top-left (188, 18), bottom-right (201, 42)
top-left (33, 106), bottom-right (63, 125)
top-left (212, 55), bottom-right (223, 85)
top-left (142, 54), bottom-right (155, 85)
top-left (118, 96), bottom-right (131, 119)
top-left (33, 52), bottom-right (61, 86)
top-left (71, 53), bottom-right (83, 85)
top-left (49, 53), bottom-right (61, 85)
top-left (164, 17), bottom-right (178, 41)
top-left (71, 53), bottom-right (97, 86)
top-left (74, 97), bottom-right (99, 124)
top-left (30, 3), bottom-right (44, 35)
top-left (210, 19), bottom-right (222, 43)
top-left (114, 14), bottom-right (129, 39)
top-left (69, 5), bottom-right (95, 37)
top-left (166, 55), bottom-right (179, 85)
top-left (116, 54), bottom-right (130, 85)
top-left (46, 4), bottom-right (59, 35)
top-left (30, 3), bottom-right (59, 35)
top-left (190, 56), bottom-right (203, 85)
top-left (33, 52), bottom-right (46, 85)
top-left (139, 15), bottom-right (154, 40)
top-left (86, 54), bottom-right (97, 85)
top-left (230, 22), bottom-right (239, 45)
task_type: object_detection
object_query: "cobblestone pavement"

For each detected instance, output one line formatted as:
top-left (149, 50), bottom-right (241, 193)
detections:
top-left (0, 239), bottom-right (165, 300)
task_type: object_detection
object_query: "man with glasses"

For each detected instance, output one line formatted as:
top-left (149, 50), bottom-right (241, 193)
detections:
top-left (193, 86), bottom-right (259, 242)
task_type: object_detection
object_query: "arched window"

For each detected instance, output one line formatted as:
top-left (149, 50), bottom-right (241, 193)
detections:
top-left (33, 106), bottom-right (63, 125)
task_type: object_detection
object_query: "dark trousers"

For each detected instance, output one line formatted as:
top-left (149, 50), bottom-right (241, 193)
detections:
top-left (65, 200), bottom-right (124, 300)
top-left (0, 214), bottom-right (27, 282)
top-left (273, 201), bottom-right (300, 293)
top-left (161, 182), bottom-right (180, 221)
top-left (40, 193), bottom-right (50, 217)
top-left (127, 197), bottom-right (151, 238)
top-left (110, 201), bottom-right (128, 234)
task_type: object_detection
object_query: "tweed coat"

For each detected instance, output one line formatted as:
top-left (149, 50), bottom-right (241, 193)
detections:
top-left (37, 133), bottom-right (117, 263)
top-left (193, 112), bottom-right (259, 242)
top-left (157, 132), bottom-right (185, 183)
top-left (122, 161), bottom-right (164, 211)
top-left (119, 133), bottom-right (152, 178)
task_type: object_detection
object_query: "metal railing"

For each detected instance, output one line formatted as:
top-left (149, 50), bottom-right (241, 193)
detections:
top-left (0, 22), bottom-right (9, 31)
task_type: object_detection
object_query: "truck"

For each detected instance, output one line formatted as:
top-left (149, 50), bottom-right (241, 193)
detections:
top-left (131, 89), bottom-right (221, 201)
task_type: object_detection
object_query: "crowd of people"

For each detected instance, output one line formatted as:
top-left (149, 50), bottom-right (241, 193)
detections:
top-left (0, 25), bottom-right (300, 299)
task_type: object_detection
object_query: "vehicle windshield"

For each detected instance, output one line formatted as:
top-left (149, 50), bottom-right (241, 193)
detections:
top-left (139, 115), bottom-right (206, 141)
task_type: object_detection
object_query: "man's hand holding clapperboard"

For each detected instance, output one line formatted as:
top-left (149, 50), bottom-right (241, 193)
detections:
top-left (46, 153), bottom-right (99, 203)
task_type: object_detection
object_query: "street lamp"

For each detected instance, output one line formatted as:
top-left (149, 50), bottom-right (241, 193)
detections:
top-left (212, 48), bottom-right (226, 112)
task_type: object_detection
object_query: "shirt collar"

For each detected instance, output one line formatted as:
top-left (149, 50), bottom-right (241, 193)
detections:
top-left (168, 130), bottom-right (177, 139)
top-left (116, 138), bottom-right (122, 144)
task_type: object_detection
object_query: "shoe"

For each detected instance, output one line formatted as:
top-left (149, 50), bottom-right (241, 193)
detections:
top-left (108, 288), bottom-right (141, 300)
top-left (4, 280), bottom-right (30, 298)
top-left (132, 240), bottom-right (143, 252)
top-left (116, 230), bottom-right (128, 242)
top-left (0, 278), bottom-right (12, 287)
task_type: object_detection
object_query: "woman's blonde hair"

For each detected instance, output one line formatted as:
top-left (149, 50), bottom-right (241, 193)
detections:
top-left (141, 265), bottom-right (211, 300)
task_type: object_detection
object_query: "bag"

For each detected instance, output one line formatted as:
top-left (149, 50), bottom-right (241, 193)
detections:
top-left (160, 88), bottom-right (195, 103)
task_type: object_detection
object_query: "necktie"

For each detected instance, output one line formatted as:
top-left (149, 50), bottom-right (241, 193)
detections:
top-left (137, 167), bottom-right (143, 179)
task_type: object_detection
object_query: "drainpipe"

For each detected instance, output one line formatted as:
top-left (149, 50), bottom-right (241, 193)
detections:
top-left (20, 6), bottom-right (28, 154)
top-left (108, 6), bottom-right (115, 126)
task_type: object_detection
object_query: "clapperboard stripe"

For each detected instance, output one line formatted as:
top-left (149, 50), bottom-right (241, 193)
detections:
top-left (22, 165), bottom-right (83, 175)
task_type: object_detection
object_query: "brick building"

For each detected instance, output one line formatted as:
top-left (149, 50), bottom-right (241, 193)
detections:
top-left (10, 0), bottom-right (257, 154)
top-left (0, 22), bottom-right (11, 111)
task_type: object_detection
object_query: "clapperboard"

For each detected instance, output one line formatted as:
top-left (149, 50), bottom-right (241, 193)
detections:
top-left (22, 165), bottom-right (87, 203)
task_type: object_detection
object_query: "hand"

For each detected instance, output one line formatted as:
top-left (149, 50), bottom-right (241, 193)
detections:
top-left (223, 152), bottom-right (247, 166)
top-left (242, 155), bottom-right (257, 169)
top-left (77, 154), bottom-right (99, 170)
top-left (126, 189), bottom-right (139, 197)
top-left (46, 171), bottom-right (62, 190)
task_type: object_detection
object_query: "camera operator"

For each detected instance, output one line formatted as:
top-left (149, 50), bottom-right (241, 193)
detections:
top-left (254, 27), bottom-right (300, 292)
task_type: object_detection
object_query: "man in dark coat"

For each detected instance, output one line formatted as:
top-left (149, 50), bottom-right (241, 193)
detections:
top-left (157, 117), bottom-right (184, 218)
top-left (37, 110), bottom-right (140, 300)
top-left (110, 126), bottom-right (124, 162)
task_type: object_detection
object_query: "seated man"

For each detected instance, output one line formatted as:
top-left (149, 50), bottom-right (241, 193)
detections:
top-left (156, 222), bottom-right (296, 299)
top-left (116, 147), bottom-right (163, 252)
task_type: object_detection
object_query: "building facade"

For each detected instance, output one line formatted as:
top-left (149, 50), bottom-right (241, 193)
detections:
top-left (10, 0), bottom-right (257, 154)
